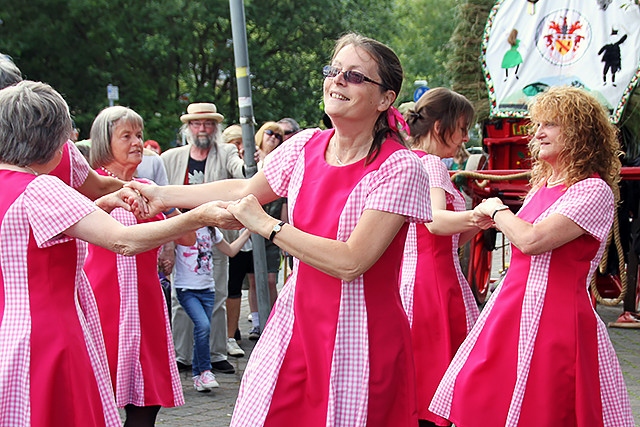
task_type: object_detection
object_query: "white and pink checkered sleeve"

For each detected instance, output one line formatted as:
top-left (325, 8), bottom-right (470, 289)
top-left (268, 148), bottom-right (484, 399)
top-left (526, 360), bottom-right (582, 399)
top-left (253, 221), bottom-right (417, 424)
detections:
top-left (24, 175), bottom-right (97, 247)
top-left (66, 141), bottom-right (90, 189)
top-left (263, 129), bottom-right (320, 197)
top-left (422, 154), bottom-right (449, 189)
top-left (364, 150), bottom-right (431, 223)
top-left (554, 178), bottom-right (614, 242)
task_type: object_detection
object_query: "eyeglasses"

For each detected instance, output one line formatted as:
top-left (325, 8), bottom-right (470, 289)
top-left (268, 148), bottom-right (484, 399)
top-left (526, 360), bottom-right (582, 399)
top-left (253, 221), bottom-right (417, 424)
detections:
top-left (189, 121), bottom-right (216, 129)
top-left (264, 129), bottom-right (283, 142)
top-left (322, 65), bottom-right (385, 88)
top-left (283, 129), bottom-right (296, 136)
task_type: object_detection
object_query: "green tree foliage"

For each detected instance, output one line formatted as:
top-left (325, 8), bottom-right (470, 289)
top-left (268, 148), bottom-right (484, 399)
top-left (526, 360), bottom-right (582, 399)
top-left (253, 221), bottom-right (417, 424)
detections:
top-left (445, 0), bottom-right (494, 121)
top-left (392, 0), bottom-right (459, 104)
top-left (0, 0), bottom-right (462, 149)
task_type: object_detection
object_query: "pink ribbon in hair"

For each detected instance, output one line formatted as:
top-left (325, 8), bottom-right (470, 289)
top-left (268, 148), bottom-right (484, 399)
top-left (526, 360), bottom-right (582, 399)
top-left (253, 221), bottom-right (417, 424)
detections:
top-left (387, 106), bottom-right (410, 136)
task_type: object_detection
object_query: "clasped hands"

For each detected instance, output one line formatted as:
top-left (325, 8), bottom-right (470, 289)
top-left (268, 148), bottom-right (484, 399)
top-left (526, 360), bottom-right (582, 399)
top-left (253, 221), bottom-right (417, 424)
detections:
top-left (472, 197), bottom-right (508, 230)
top-left (105, 181), bottom-right (270, 234)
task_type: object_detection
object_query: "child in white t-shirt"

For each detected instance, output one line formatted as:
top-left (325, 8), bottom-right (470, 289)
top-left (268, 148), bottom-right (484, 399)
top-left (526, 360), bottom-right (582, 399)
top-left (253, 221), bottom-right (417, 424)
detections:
top-left (174, 226), bottom-right (251, 391)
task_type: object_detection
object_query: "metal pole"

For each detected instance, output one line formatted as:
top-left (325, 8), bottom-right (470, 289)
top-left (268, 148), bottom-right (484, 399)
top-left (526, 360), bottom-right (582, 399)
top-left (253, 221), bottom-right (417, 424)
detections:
top-left (229, 0), bottom-right (271, 333)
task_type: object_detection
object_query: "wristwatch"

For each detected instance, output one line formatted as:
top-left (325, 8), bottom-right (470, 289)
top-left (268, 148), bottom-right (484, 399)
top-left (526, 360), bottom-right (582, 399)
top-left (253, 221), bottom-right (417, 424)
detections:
top-left (269, 221), bottom-right (286, 242)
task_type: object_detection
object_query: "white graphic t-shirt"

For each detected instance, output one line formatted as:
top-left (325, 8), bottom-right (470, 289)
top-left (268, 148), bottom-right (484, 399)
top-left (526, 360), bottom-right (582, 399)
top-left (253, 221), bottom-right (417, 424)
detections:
top-left (174, 226), bottom-right (222, 290)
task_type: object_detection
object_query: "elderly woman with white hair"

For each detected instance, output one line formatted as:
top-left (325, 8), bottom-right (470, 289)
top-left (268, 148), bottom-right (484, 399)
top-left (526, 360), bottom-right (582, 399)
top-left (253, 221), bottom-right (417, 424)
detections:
top-left (84, 106), bottom-right (195, 427)
top-left (0, 81), bottom-right (228, 427)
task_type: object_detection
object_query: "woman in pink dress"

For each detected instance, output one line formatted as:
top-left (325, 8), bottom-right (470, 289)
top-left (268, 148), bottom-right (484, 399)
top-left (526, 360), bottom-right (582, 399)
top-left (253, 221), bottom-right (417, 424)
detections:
top-left (0, 81), bottom-right (231, 427)
top-left (430, 86), bottom-right (634, 426)
top-left (84, 106), bottom-right (194, 427)
top-left (128, 33), bottom-right (432, 426)
top-left (401, 88), bottom-right (482, 427)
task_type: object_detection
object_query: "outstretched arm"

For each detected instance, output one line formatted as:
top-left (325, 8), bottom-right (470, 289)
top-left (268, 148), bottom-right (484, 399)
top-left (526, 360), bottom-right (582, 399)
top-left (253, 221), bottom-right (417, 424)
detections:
top-left (65, 201), bottom-right (234, 256)
top-left (227, 194), bottom-right (406, 282)
top-left (126, 170), bottom-right (278, 219)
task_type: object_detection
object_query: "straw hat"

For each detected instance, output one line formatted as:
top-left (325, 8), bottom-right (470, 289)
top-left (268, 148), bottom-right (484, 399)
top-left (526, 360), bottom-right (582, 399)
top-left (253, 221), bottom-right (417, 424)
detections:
top-left (180, 103), bottom-right (224, 123)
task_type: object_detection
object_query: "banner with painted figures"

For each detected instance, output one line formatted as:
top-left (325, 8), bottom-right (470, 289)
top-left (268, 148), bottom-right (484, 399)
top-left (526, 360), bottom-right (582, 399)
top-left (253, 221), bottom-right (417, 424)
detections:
top-left (482, 0), bottom-right (640, 123)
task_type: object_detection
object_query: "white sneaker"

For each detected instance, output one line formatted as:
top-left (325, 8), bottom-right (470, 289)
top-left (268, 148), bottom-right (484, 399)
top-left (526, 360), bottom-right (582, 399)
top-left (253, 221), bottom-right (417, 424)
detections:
top-left (227, 338), bottom-right (245, 357)
top-left (247, 313), bottom-right (252, 323)
top-left (193, 370), bottom-right (219, 392)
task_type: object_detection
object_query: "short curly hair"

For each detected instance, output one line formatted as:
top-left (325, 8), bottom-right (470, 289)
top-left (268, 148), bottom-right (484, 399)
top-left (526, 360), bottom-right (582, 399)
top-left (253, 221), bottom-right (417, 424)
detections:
top-left (528, 86), bottom-right (621, 191)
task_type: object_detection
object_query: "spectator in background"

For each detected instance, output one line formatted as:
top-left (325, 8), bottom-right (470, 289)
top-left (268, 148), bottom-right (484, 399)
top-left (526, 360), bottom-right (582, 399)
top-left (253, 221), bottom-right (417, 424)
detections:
top-left (248, 121), bottom-right (287, 340)
top-left (75, 139), bottom-right (92, 162)
top-left (144, 139), bottom-right (162, 155)
top-left (70, 120), bottom-right (80, 142)
top-left (174, 225), bottom-right (251, 391)
top-left (277, 117), bottom-right (300, 141)
top-left (137, 146), bottom-right (169, 186)
top-left (161, 102), bottom-right (245, 375)
top-left (222, 124), bottom-right (252, 357)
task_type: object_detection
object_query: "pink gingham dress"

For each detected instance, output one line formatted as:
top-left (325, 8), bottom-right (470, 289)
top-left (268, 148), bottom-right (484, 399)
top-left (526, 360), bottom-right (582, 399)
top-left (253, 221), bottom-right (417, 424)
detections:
top-left (0, 171), bottom-right (121, 427)
top-left (50, 140), bottom-right (91, 188)
top-left (430, 178), bottom-right (634, 427)
top-left (83, 171), bottom-right (183, 408)
top-left (399, 152), bottom-right (479, 425)
top-left (230, 129), bottom-right (431, 427)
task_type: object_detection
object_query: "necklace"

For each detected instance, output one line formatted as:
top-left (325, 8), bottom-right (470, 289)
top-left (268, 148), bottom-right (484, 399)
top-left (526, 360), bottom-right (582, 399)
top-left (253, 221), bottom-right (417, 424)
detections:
top-left (331, 139), bottom-right (345, 166)
top-left (25, 166), bottom-right (39, 176)
top-left (101, 166), bottom-right (120, 179)
top-left (0, 164), bottom-right (38, 175)
top-left (547, 176), bottom-right (565, 186)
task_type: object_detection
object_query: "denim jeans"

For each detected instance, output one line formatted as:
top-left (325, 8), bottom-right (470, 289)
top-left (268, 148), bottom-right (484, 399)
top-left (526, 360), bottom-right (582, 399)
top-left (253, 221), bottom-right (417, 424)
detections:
top-left (176, 288), bottom-right (215, 377)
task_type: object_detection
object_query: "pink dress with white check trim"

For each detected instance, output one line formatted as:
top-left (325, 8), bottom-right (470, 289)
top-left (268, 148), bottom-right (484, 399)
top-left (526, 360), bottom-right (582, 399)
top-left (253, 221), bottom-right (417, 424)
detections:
top-left (0, 171), bottom-right (121, 427)
top-left (230, 129), bottom-right (432, 427)
top-left (83, 170), bottom-right (183, 408)
top-left (430, 178), bottom-right (634, 427)
top-left (399, 152), bottom-right (479, 425)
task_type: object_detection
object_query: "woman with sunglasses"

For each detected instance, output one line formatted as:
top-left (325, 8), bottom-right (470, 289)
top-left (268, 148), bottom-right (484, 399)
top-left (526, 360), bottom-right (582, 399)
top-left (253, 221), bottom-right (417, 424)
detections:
top-left (246, 121), bottom-right (287, 340)
top-left (127, 33), bottom-right (431, 426)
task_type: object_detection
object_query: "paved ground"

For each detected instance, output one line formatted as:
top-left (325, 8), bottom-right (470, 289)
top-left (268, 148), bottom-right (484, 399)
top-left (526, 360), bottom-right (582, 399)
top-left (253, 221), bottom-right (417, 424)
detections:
top-left (143, 253), bottom-right (640, 426)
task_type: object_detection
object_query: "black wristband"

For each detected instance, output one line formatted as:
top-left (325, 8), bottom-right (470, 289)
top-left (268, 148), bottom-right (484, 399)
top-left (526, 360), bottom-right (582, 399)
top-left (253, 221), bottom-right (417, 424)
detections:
top-left (492, 205), bottom-right (509, 220)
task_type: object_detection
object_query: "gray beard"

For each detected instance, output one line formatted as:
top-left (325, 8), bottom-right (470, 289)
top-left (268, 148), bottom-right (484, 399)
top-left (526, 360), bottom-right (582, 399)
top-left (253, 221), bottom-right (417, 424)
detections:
top-left (189, 132), bottom-right (213, 149)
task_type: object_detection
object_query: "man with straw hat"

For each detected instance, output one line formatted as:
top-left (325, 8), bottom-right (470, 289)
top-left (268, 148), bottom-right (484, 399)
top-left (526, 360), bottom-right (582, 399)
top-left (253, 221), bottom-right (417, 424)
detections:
top-left (161, 102), bottom-right (244, 376)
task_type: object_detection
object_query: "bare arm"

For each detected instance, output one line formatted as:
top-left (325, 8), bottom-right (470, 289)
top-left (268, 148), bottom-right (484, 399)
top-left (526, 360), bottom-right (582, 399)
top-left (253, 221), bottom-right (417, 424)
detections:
top-left (65, 201), bottom-right (230, 256)
top-left (426, 187), bottom-right (479, 237)
top-left (77, 169), bottom-right (125, 200)
top-left (165, 208), bottom-right (196, 246)
top-left (227, 194), bottom-right (406, 282)
top-left (215, 229), bottom-right (252, 258)
top-left (475, 197), bottom-right (585, 255)
top-left (126, 170), bottom-right (278, 221)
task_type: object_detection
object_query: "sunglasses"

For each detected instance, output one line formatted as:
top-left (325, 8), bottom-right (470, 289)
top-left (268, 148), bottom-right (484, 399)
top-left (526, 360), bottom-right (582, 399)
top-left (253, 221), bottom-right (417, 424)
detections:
top-left (264, 129), bottom-right (283, 142)
top-left (322, 65), bottom-right (385, 88)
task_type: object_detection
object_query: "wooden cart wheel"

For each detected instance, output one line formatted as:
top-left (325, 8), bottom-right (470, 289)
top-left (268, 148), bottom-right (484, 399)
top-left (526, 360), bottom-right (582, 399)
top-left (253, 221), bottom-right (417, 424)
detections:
top-left (468, 230), bottom-right (493, 305)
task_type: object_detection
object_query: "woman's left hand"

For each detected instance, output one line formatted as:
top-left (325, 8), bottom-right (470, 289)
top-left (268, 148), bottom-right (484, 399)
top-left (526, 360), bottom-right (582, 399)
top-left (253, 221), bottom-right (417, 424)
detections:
top-left (95, 187), bottom-right (145, 214)
top-left (227, 194), bottom-right (275, 236)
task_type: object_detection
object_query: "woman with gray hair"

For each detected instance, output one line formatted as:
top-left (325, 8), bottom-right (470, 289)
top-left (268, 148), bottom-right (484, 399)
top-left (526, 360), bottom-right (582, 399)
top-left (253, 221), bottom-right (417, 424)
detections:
top-left (84, 106), bottom-right (194, 426)
top-left (0, 81), bottom-right (229, 427)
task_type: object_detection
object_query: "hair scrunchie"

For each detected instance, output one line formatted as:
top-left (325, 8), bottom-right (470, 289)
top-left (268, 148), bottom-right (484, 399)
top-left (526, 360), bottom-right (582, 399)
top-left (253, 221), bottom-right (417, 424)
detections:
top-left (387, 106), bottom-right (410, 136)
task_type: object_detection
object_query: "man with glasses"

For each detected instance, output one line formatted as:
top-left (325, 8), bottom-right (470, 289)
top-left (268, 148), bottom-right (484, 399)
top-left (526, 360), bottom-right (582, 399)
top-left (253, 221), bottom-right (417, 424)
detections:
top-left (161, 103), bottom-right (245, 376)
